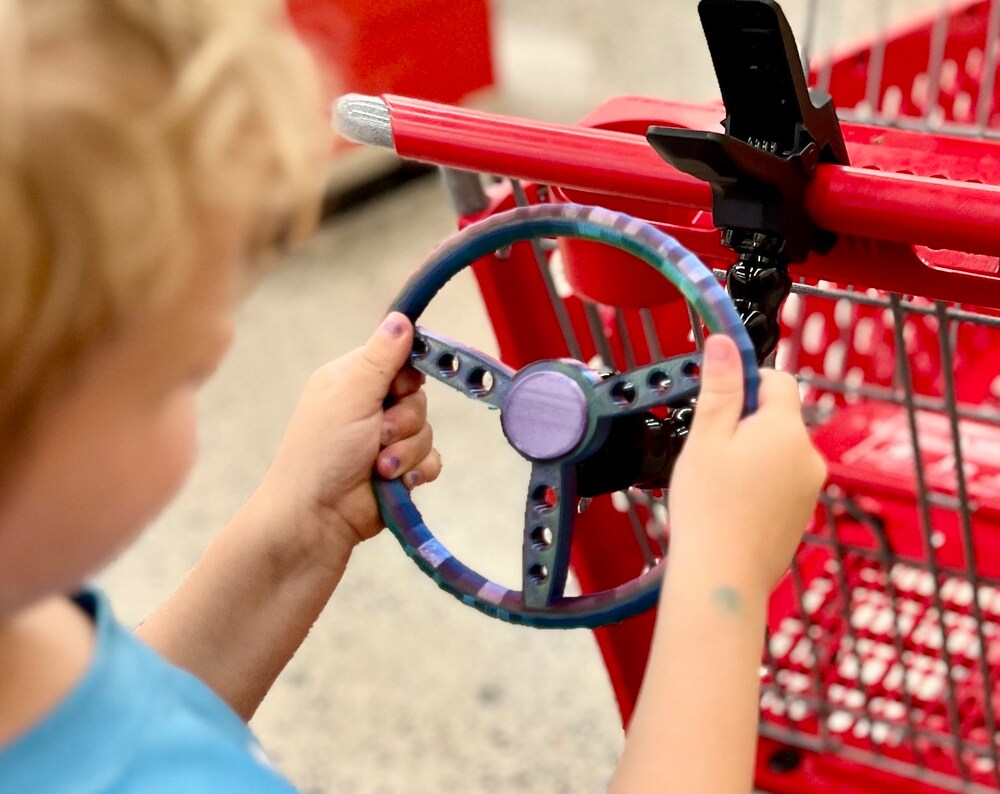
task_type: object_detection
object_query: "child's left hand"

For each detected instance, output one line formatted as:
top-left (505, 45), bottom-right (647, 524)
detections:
top-left (249, 312), bottom-right (440, 561)
top-left (138, 314), bottom-right (438, 718)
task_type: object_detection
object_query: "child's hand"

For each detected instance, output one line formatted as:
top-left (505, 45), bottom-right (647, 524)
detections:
top-left (252, 313), bottom-right (440, 559)
top-left (614, 335), bottom-right (824, 794)
top-left (667, 334), bottom-right (826, 598)
top-left (141, 314), bottom-right (438, 717)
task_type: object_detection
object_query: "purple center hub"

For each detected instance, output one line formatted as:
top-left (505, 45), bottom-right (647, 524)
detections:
top-left (501, 371), bottom-right (589, 460)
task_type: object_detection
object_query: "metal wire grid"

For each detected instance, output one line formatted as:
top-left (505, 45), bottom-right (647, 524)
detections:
top-left (804, 0), bottom-right (1000, 138)
top-left (475, 172), bottom-right (1000, 790)
top-left (431, 2), bottom-right (1000, 790)
top-left (760, 288), bottom-right (1000, 792)
top-left (768, 8), bottom-right (1000, 787)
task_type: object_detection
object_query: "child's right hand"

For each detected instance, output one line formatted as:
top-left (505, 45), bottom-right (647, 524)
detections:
top-left (667, 334), bottom-right (827, 598)
top-left (614, 335), bottom-right (825, 794)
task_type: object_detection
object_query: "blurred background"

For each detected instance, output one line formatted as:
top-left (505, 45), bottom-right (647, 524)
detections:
top-left (99, 1), bottom-right (942, 792)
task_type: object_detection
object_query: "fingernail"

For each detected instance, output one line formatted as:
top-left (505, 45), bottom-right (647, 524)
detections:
top-left (704, 335), bottom-right (733, 365)
top-left (404, 471), bottom-right (421, 488)
top-left (381, 313), bottom-right (406, 339)
top-left (381, 454), bottom-right (400, 476)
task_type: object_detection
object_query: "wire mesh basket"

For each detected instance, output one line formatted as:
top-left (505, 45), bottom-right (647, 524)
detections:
top-left (337, 1), bottom-right (1000, 790)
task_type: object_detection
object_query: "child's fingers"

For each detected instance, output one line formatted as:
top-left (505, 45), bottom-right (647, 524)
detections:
top-left (756, 370), bottom-right (803, 415)
top-left (402, 448), bottom-right (443, 490)
top-left (381, 390), bottom-right (428, 446)
top-left (688, 334), bottom-right (744, 440)
top-left (352, 313), bottom-right (415, 405)
top-left (376, 423), bottom-right (433, 479)
top-left (389, 366), bottom-right (426, 400)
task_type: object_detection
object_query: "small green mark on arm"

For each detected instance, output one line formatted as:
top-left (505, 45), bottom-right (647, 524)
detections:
top-left (711, 585), bottom-right (743, 614)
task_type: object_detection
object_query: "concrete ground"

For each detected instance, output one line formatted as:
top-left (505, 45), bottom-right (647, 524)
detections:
top-left (99, 1), bottom-right (941, 791)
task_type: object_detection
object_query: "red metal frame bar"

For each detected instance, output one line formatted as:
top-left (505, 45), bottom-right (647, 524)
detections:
top-left (383, 95), bottom-right (1000, 259)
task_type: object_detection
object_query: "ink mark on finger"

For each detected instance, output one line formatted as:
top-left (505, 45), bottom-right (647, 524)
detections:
top-left (711, 585), bottom-right (743, 614)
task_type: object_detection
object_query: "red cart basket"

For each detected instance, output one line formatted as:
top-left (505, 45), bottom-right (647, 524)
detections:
top-left (338, 1), bottom-right (1000, 791)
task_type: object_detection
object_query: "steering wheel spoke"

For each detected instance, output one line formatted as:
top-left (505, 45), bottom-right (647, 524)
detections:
top-left (522, 463), bottom-right (577, 609)
top-left (410, 327), bottom-right (514, 408)
top-left (592, 352), bottom-right (703, 420)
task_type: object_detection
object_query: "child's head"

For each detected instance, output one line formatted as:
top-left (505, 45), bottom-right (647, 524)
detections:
top-left (0, 0), bottom-right (328, 611)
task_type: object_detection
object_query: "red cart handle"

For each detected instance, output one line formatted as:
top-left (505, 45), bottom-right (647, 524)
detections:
top-left (336, 94), bottom-right (1000, 259)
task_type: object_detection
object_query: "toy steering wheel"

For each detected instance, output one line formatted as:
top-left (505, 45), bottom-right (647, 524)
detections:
top-left (375, 203), bottom-right (759, 629)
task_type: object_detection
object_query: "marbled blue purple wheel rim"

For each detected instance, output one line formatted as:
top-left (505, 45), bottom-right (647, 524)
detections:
top-left (375, 203), bottom-right (759, 629)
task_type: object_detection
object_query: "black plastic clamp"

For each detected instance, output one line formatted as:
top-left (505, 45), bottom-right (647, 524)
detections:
top-left (646, 0), bottom-right (849, 361)
top-left (647, 0), bottom-right (849, 264)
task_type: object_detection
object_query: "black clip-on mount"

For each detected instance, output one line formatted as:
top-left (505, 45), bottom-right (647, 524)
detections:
top-left (575, 0), bottom-right (849, 499)
top-left (647, 0), bottom-right (849, 364)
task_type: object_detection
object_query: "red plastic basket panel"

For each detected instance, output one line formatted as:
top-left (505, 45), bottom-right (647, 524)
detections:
top-left (815, 0), bottom-right (999, 128)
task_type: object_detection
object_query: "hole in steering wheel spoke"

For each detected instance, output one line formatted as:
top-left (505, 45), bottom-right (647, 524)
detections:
top-left (610, 380), bottom-right (637, 406)
top-left (528, 563), bottom-right (549, 584)
top-left (467, 367), bottom-right (494, 397)
top-left (647, 369), bottom-right (672, 393)
top-left (531, 526), bottom-right (553, 550)
top-left (411, 337), bottom-right (430, 360)
top-left (682, 360), bottom-right (700, 379)
top-left (531, 485), bottom-right (559, 513)
top-left (437, 352), bottom-right (460, 377)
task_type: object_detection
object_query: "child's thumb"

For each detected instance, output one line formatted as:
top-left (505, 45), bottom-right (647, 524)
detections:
top-left (354, 312), bottom-right (414, 402)
top-left (689, 334), bottom-right (745, 439)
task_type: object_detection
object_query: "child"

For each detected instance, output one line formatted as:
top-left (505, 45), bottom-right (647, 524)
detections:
top-left (0, 1), bottom-right (825, 792)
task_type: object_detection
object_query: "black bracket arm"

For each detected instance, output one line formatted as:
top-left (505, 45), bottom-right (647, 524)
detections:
top-left (647, 0), bottom-right (847, 262)
top-left (645, 0), bottom-right (849, 361)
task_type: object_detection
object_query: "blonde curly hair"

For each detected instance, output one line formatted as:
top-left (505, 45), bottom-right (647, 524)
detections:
top-left (0, 0), bottom-right (328, 466)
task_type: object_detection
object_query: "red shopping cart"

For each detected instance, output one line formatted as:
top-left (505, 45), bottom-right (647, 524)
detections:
top-left (338, 1), bottom-right (1000, 791)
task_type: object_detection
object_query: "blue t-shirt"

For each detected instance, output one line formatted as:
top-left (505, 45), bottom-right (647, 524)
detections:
top-left (0, 590), bottom-right (298, 793)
